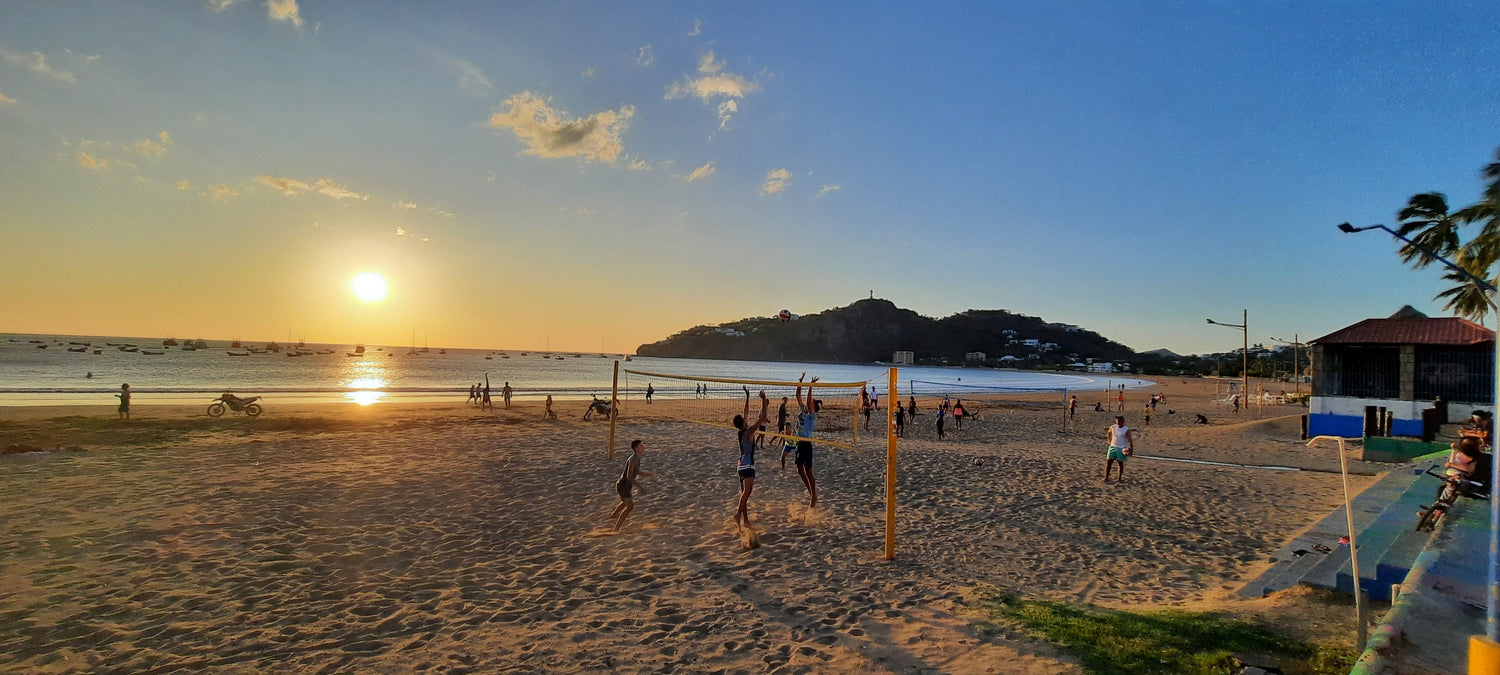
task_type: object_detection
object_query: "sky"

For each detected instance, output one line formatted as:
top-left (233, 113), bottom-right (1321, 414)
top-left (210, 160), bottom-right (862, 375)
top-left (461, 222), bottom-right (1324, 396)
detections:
top-left (1, 2), bottom-right (1498, 355)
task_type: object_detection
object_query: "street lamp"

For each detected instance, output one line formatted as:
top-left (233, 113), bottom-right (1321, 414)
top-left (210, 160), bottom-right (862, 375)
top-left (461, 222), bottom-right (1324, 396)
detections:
top-left (1207, 310), bottom-right (1249, 415)
top-left (1270, 334), bottom-right (1304, 397)
top-left (1338, 222), bottom-right (1500, 651)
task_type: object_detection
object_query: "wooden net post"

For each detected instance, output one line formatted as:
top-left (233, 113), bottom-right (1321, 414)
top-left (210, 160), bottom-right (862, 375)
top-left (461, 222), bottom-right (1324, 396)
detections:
top-left (885, 367), bottom-right (898, 560)
top-left (609, 360), bottom-right (619, 460)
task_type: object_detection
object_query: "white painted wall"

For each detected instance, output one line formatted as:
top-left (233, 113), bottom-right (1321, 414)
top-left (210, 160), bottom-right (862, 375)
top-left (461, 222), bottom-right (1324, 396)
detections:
top-left (1312, 395), bottom-right (1490, 423)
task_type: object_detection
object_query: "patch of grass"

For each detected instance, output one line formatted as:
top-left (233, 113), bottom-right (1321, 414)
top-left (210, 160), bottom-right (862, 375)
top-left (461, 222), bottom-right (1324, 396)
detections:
top-left (973, 588), bottom-right (1356, 675)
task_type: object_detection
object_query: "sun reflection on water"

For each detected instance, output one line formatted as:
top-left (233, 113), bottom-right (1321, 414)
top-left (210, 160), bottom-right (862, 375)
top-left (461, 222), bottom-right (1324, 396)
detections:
top-left (341, 359), bottom-right (388, 406)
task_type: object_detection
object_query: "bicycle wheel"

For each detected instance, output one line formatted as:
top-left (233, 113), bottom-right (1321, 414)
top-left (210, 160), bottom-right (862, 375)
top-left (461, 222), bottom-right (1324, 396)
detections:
top-left (208, 402), bottom-right (226, 417)
top-left (1416, 505), bottom-right (1444, 532)
top-left (245, 403), bottom-right (262, 418)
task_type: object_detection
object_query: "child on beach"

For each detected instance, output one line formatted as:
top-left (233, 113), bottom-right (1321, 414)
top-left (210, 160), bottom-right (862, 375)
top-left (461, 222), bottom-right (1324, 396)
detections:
top-left (1142, 403), bottom-right (1151, 426)
top-left (733, 387), bottom-right (770, 531)
top-left (1104, 415), bottom-right (1133, 482)
top-left (610, 439), bottom-right (654, 531)
top-left (116, 383), bottom-right (130, 419)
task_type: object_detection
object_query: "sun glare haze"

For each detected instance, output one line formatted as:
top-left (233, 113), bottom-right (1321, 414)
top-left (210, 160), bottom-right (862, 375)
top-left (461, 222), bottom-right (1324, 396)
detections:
top-left (351, 273), bottom-right (388, 303)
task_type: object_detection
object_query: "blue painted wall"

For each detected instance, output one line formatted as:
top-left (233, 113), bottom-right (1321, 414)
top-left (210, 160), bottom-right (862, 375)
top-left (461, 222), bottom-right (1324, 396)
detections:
top-left (1308, 413), bottom-right (1364, 438)
top-left (1390, 418), bottom-right (1425, 438)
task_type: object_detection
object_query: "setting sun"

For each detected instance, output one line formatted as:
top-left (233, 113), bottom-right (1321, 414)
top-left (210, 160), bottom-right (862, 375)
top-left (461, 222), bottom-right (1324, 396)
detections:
top-left (351, 272), bottom-right (388, 303)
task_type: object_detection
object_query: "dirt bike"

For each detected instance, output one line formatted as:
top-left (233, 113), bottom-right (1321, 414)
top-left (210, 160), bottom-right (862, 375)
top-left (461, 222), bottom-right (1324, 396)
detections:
top-left (208, 393), bottom-right (263, 418)
top-left (583, 394), bottom-right (617, 421)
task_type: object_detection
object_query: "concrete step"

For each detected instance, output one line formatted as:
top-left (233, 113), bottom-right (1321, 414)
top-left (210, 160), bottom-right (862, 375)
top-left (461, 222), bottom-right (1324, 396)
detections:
top-left (1331, 475), bottom-right (1442, 600)
top-left (1300, 465), bottom-right (1434, 591)
top-left (1374, 525), bottom-right (1439, 593)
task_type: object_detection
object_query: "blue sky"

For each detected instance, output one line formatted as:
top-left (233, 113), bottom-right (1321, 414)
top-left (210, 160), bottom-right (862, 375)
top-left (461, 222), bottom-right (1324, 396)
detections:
top-left (1, 1), bottom-right (1497, 354)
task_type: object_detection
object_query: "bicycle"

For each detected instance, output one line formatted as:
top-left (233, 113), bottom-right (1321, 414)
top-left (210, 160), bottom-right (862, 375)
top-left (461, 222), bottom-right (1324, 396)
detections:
top-left (1415, 466), bottom-right (1487, 532)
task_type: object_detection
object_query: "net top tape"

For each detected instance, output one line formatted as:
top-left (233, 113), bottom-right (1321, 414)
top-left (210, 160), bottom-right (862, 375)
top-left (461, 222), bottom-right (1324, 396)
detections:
top-left (621, 368), bottom-right (869, 389)
top-left (907, 379), bottom-right (1070, 393)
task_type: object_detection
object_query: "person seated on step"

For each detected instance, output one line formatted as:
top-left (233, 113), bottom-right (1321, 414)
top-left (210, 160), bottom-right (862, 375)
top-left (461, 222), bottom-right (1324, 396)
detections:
top-left (1446, 435), bottom-right (1492, 497)
top-left (1461, 410), bottom-right (1493, 448)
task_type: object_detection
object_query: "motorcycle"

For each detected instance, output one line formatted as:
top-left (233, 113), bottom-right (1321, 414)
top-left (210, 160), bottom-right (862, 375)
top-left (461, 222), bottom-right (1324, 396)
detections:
top-left (208, 393), bottom-right (263, 418)
top-left (583, 394), bottom-right (617, 421)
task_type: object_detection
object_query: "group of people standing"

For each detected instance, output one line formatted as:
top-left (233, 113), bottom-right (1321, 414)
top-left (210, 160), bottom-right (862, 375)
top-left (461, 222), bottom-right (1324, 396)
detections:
top-left (466, 376), bottom-right (513, 410)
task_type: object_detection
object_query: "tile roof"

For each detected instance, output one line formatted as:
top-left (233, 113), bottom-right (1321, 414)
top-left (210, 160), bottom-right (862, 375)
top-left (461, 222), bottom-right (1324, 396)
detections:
top-left (1311, 316), bottom-right (1495, 346)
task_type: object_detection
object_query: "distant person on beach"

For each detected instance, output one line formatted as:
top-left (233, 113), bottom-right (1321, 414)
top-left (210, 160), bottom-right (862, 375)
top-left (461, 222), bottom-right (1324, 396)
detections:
top-left (895, 403), bottom-right (906, 437)
top-left (936, 404), bottom-right (946, 440)
top-left (467, 384), bottom-right (476, 405)
top-left (862, 397), bottom-right (873, 430)
top-left (610, 439), bottom-right (654, 531)
top-left (645, 383), bottom-right (654, 404)
top-left (908, 395), bottom-right (918, 419)
top-left (1069, 395), bottom-right (1078, 420)
top-left (86, 372), bottom-right (92, 379)
top-left (1116, 389), bottom-right (1125, 412)
top-left (502, 382), bottom-right (513, 409)
top-left (1094, 401), bottom-right (1104, 412)
top-left (482, 376), bottom-right (493, 410)
top-left (953, 400), bottom-right (966, 431)
top-left (1104, 415), bottom-right (1133, 482)
top-left (1194, 413), bottom-right (1209, 424)
top-left (544, 395), bottom-right (557, 419)
top-left (871, 389), bottom-right (879, 411)
top-left (1231, 394), bottom-right (1240, 415)
top-left (794, 373), bottom-right (820, 508)
top-left (115, 383), bottom-right (131, 419)
top-left (732, 387), bottom-right (771, 531)
top-left (1142, 404), bottom-right (1151, 426)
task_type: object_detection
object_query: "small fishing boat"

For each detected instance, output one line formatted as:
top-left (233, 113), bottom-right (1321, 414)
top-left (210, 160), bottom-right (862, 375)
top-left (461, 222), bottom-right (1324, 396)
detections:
top-left (227, 351), bottom-right (249, 356)
top-left (231, 339), bottom-right (242, 348)
top-left (163, 337), bottom-right (178, 347)
top-left (93, 349), bottom-right (102, 355)
top-left (347, 344), bottom-right (366, 357)
top-left (67, 346), bottom-right (87, 353)
top-left (194, 339), bottom-right (209, 349)
top-left (287, 351), bottom-right (302, 357)
top-left (485, 356), bottom-right (493, 360)
top-left (140, 349), bottom-right (164, 355)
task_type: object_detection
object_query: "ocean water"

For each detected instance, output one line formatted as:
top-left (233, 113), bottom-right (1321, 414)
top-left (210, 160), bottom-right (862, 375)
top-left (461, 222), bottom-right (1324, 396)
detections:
top-left (0, 333), bottom-right (1150, 406)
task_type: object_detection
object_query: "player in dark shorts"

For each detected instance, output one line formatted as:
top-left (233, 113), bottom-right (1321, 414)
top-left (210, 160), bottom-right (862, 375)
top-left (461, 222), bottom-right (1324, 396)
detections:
top-left (732, 387), bottom-right (770, 532)
top-left (778, 396), bottom-right (794, 468)
top-left (610, 439), bottom-right (653, 531)
top-left (794, 373), bottom-right (820, 508)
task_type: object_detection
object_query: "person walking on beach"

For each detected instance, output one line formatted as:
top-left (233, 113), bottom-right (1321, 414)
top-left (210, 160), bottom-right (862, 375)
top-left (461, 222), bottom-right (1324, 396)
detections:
top-left (936, 403), bottom-right (946, 440)
top-left (544, 395), bottom-right (557, 419)
top-left (1116, 389), bottom-right (1125, 412)
top-left (502, 382), bottom-right (513, 409)
top-left (468, 384), bottom-right (478, 405)
top-left (646, 383), bottom-right (654, 404)
top-left (610, 439), bottom-right (654, 531)
top-left (116, 383), bottom-right (131, 419)
top-left (895, 403), bottom-right (906, 438)
top-left (794, 373), bottom-right (820, 508)
top-left (1104, 415), bottom-right (1134, 482)
top-left (732, 387), bottom-right (771, 532)
top-left (1069, 395), bottom-right (1078, 420)
top-left (909, 394), bottom-right (918, 419)
top-left (1142, 403), bottom-right (1151, 426)
top-left (953, 400), bottom-right (966, 431)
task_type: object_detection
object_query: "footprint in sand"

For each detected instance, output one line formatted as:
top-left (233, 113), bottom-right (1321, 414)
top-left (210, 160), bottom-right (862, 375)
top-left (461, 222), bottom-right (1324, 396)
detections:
top-left (585, 528), bottom-right (620, 538)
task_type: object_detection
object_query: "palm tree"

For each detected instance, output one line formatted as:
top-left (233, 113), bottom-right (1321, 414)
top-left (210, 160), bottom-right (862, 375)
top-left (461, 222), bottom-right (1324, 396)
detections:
top-left (1390, 146), bottom-right (1500, 322)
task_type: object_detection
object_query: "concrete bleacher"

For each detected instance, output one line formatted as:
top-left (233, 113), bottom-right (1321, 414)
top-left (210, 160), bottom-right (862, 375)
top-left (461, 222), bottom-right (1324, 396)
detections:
top-left (1240, 451), bottom-right (1449, 601)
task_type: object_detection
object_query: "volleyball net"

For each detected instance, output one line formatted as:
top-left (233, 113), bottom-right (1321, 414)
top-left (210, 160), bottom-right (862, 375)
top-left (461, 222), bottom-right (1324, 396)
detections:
top-left (904, 379), bottom-right (1074, 431)
top-left (617, 367), bottom-right (873, 452)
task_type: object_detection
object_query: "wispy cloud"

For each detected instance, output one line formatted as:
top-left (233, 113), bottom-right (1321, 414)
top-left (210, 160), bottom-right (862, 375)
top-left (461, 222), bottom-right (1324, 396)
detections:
top-left (0, 91), bottom-right (14, 105)
top-left (636, 45), bottom-right (655, 66)
top-left (176, 179), bottom-right (192, 191)
top-left (688, 19), bottom-right (702, 36)
top-left (392, 200), bottom-right (417, 210)
top-left (574, 206), bottom-right (595, 216)
top-left (433, 53), bottom-right (492, 96)
top-left (394, 226), bottom-right (406, 236)
top-left (428, 207), bottom-right (454, 217)
top-left (486, 91), bottom-right (635, 165)
top-left (684, 161), bottom-right (716, 182)
top-left (816, 184), bottom-right (840, 197)
top-left (666, 51), bottom-right (760, 130)
top-left (127, 131), bottom-right (173, 157)
top-left (207, 184), bottom-right (239, 202)
top-left (1, 49), bottom-right (77, 83)
top-left (581, 66), bottom-right (596, 78)
top-left (76, 151), bottom-right (109, 171)
top-left (761, 168), bottom-right (791, 196)
top-left (266, 0), bottom-right (303, 28)
top-left (255, 175), bottom-right (369, 200)
top-left (206, 0), bottom-right (242, 11)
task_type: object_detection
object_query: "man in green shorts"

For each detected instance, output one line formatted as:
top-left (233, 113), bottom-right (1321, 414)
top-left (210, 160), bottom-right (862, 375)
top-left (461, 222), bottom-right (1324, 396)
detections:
top-left (1105, 415), bottom-right (1133, 482)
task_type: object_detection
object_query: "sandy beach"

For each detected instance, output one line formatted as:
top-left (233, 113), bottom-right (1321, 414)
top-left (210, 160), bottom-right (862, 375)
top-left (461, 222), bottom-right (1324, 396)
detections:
top-left (0, 378), bottom-right (1379, 673)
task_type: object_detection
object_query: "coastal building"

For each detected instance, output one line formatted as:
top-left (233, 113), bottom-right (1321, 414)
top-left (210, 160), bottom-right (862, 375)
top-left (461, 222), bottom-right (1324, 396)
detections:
top-left (1087, 362), bottom-right (1116, 373)
top-left (892, 351), bottom-right (914, 365)
top-left (964, 352), bottom-right (986, 363)
top-left (1308, 306), bottom-right (1493, 438)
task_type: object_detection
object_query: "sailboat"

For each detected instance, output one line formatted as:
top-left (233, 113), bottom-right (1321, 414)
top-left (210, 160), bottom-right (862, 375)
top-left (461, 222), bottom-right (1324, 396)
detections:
top-left (408, 326), bottom-right (420, 356)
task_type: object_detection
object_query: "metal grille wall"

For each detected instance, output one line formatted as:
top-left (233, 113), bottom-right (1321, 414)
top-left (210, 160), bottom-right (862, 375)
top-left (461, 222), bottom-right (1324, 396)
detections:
top-left (1415, 348), bottom-right (1493, 403)
top-left (1327, 347), bottom-right (1400, 399)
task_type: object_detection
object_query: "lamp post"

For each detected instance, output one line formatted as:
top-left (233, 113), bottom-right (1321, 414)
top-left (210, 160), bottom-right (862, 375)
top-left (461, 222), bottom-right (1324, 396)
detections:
top-left (1207, 310), bottom-right (1249, 415)
top-left (1270, 334), bottom-right (1304, 396)
top-left (1338, 222), bottom-right (1500, 650)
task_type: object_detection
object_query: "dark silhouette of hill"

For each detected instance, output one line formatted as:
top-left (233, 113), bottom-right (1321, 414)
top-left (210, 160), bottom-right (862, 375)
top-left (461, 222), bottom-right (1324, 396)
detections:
top-left (635, 299), bottom-right (1137, 366)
